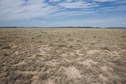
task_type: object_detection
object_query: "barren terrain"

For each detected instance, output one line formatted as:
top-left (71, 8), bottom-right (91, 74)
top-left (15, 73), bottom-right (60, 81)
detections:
top-left (0, 28), bottom-right (126, 84)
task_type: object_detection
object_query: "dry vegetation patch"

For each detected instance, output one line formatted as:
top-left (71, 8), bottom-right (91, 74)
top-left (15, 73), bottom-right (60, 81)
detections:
top-left (0, 28), bottom-right (126, 84)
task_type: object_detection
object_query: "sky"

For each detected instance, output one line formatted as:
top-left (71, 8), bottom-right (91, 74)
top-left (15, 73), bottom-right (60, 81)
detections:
top-left (0, 0), bottom-right (126, 27)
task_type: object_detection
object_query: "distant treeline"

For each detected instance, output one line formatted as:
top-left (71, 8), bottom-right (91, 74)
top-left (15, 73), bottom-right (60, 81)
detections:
top-left (106, 27), bottom-right (126, 29)
top-left (0, 26), bottom-right (126, 29)
top-left (0, 26), bottom-right (100, 28)
top-left (53, 26), bottom-right (101, 28)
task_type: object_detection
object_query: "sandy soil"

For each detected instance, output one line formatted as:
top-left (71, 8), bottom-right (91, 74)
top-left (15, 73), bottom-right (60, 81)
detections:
top-left (0, 28), bottom-right (126, 84)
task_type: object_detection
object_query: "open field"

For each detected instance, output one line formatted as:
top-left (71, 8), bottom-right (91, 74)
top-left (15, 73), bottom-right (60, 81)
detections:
top-left (0, 28), bottom-right (126, 84)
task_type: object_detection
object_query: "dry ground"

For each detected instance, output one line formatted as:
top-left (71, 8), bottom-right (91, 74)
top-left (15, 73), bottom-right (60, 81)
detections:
top-left (0, 28), bottom-right (126, 84)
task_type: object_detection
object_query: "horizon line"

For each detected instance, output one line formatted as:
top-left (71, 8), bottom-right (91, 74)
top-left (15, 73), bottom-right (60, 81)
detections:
top-left (0, 26), bottom-right (126, 28)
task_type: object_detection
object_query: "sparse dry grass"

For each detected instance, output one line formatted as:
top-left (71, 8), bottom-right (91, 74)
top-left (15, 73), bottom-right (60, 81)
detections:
top-left (0, 28), bottom-right (126, 84)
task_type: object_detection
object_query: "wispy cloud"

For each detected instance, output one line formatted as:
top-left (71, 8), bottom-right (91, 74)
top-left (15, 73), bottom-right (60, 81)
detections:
top-left (49, 0), bottom-right (61, 2)
top-left (0, 0), bottom-right (126, 27)
top-left (0, 0), bottom-right (126, 20)
top-left (0, 0), bottom-right (96, 20)
top-left (94, 0), bottom-right (117, 2)
top-left (0, 0), bottom-right (57, 20)
top-left (96, 5), bottom-right (126, 12)
top-left (58, 1), bottom-right (94, 8)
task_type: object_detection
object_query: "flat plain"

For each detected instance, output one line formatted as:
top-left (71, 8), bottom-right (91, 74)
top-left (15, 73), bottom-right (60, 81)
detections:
top-left (0, 28), bottom-right (126, 84)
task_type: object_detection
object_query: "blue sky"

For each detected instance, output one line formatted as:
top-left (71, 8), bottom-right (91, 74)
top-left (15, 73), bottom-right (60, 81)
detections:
top-left (0, 0), bottom-right (126, 27)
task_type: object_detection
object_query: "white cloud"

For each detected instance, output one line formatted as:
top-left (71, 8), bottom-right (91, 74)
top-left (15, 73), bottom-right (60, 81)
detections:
top-left (0, 0), bottom-right (125, 21)
top-left (49, 0), bottom-right (61, 2)
top-left (0, 0), bottom-right (57, 20)
top-left (59, 1), bottom-right (94, 8)
top-left (94, 0), bottom-right (117, 2)
top-left (49, 10), bottom-right (94, 18)
top-left (0, 0), bottom-right (97, 21)
top-left (96, 5), bottom-right (126, 11)
top-left (114, 0), bottom-right (126, 5)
